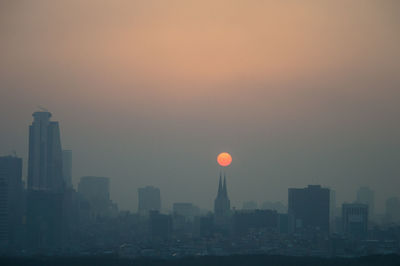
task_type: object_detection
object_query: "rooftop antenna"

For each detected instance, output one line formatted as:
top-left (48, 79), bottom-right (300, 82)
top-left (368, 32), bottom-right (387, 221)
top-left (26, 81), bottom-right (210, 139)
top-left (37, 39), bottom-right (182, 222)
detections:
top-left (37, 105), bottom-right (48, 112)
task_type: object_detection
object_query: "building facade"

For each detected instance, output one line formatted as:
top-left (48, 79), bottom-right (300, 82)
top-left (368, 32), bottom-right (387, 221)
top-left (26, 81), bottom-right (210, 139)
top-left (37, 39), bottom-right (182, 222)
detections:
top-left (356, 186), bottom-right (374, 220)
top-left (138, 186), bottom-right (161, 215)
top-left (26, 111), bottom-right (67, 249)
top-left (28, 111), bottom-right (64, 192)
top-left (385, 197), bottom-right (400, 224)
top-left (342, 203), bottom-right (368, 239)
top-left (0, 156), bottom-right (23, 247)
top-left (288, 185), bottom-right (330, 234)
top-left (78, 176), bottom-right (116, 218)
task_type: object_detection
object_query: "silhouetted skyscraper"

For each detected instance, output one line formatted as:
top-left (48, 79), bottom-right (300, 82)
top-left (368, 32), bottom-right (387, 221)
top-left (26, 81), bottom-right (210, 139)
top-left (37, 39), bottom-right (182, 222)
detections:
top-left (0, 156), bottom-right (23, 247)
top-left (62, 150), bottom-right (72, 189)
top-left (28, 111), bottom-right (64, 192)
top-left (288, 185), bottom-right (330, 234)
top-left (138, 186), bottom-right (161, 215)
top-left (26, 111), bottom-right (67, 249)
top-left (214, 173), bottom-right (230, 225)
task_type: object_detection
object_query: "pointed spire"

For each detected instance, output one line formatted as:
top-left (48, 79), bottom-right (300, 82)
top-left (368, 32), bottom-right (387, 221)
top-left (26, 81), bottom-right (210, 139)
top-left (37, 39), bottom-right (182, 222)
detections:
top-left (217, 171), bottom-right (222, 196)
top-left (223, 172), bottom-right (228, 197)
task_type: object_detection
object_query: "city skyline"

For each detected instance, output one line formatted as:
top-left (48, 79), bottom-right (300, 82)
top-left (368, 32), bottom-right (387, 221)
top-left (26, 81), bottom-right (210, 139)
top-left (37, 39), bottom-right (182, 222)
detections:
top-left (4, 110), bottom-right (398, 215)
top-left (0, 109), bottom-right (398, 213)
top-left (0, 110), bottom-right (399, 258)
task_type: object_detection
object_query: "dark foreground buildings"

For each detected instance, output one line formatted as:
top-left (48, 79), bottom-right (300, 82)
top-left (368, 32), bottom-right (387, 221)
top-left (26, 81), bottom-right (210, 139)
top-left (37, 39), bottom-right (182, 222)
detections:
top-left (288, 185), bottom-right (330, 234)
top-left (342, 203), bottom-right (368, 239)
top-left (0, 156), bottom-right (23, 247)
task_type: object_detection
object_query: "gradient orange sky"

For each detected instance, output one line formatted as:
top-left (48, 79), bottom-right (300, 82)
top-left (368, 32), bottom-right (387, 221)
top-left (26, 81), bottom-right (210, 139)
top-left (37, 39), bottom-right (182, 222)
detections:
top-left (1, 0), bottom-right (400, 211)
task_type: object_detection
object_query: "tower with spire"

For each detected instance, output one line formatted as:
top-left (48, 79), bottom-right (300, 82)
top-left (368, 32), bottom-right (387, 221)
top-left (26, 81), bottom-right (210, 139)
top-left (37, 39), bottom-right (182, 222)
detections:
top-left (214, 172), bottom-right (231, 225)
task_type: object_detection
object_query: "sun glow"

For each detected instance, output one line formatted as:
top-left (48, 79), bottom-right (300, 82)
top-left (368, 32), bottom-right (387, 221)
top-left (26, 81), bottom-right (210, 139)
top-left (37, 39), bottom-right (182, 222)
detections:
top-left (217, 152), bottom-right (232, 167)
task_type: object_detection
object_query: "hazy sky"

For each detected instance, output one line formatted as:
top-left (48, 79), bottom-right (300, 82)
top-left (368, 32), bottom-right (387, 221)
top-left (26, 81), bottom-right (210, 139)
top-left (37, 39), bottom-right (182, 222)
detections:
top-left (1, 0), bottom-right (399, 212)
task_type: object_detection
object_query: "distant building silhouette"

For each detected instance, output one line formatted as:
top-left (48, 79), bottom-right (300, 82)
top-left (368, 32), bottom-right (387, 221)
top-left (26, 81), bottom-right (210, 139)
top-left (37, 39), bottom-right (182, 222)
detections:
top-left (149, 211), bottom-right (172, 240)
top-left (78, 176), bottom-right (117, 218)
top-left (28, 111), bottom-right (64, 191)
top-left (138, 186), bottom-right (161, 215)
top-left (261, 201), bottom-right (287, 213)
top-left (329, 189), bottom-right (337, 233)
top-left (242, 201), bottom-right (258, 210)
top-left (0, 156), bottom-right (23, 247)
top-left (342, 203), bottom-right (368, 239)
top-left (173, 202), bottom-right (199, 221)
top-left (233, 209), bottom-right (278, 235)
top-left (288, 185), bottom-right (330, 234)
top-left (356, 186), bottom-right (374, 220)
top-left (385, 197), bottom-right (400, 224)
top-left (214, 173), bottom-right (230, 226)
top-left (62, 150), bottom-right (72, 189)
top-left (26, 190), bottom-right (65, 248)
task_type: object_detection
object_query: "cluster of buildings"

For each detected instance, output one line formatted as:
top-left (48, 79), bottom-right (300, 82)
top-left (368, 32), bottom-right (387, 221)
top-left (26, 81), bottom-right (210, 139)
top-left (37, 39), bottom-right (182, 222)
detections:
top-left (0, 111), bottom-right (400, 257)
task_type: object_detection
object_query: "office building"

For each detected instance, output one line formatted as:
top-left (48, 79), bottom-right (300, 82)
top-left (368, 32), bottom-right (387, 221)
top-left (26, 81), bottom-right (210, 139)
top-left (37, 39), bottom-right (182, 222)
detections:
top-left (288, 185), bottom-right (330, 234)
top-left (385, 197), bottom-right (400, 224)
top-left (356, 186), bottom-right (374, 220)
top-left (138, 186), bottom-right (161, 215)
top-left (0, 156), bottom-right (23, 247)
top-left (149, 211), bottom-right (172, 239)
top-left (26, 190), bottom-right (65, 248)
top-left (26, 111), bottom-right (67, 248)
top-left (78, 176), bottom-right (116, 217)
top-left (342, 203), bottom-right (368, 239)
top-left (28, 111), bottom-right (64, 192)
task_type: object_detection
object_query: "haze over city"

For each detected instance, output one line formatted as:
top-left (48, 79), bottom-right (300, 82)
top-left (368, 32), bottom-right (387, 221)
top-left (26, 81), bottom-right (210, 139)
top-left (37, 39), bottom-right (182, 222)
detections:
top-left (1, 0), bottom-right (400, 213)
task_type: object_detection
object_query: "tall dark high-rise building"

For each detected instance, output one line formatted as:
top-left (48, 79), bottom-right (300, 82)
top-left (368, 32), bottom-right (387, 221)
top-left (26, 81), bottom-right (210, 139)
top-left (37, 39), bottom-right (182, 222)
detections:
top-left (288, 185), bottom-right (330, 234)
top-left (0, 156), bottom-right (23, 247)
top-left (28, 111), bottom-right (64, 192)
top-left (26, 111), bottom-right (67, 249)
top-left (138, 186), bottom-right (161, 215)
top-left (214, 173), bottom-right (230, 225)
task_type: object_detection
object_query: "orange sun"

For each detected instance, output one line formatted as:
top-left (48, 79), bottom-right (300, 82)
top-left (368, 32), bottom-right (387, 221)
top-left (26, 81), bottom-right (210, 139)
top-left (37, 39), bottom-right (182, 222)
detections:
top-left (217, 152), bottom-right (232, 167)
